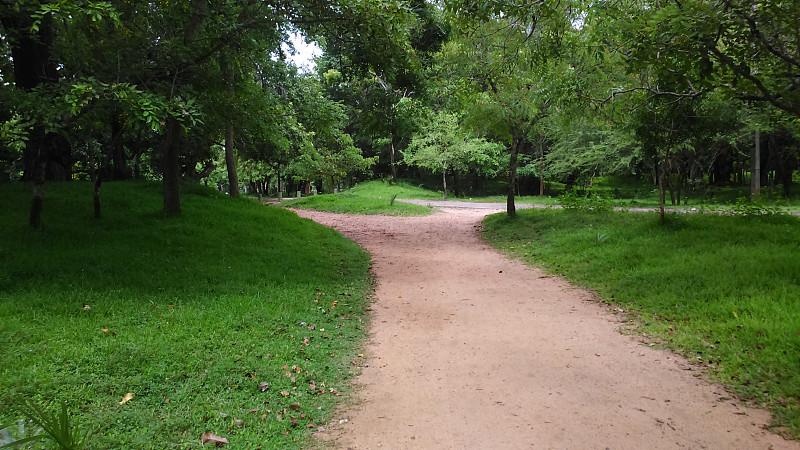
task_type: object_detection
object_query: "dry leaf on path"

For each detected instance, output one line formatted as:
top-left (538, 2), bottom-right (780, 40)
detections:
top-left (118, 392), bottom-right (135, 405)
top-left (200, 431), bottom-right (229, 446)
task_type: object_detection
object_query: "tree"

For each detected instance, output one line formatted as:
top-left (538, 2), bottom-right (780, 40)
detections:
top-left (404, 112), bottom-right (502, 199)
top-left (438, 9), bottom-right (579, 216)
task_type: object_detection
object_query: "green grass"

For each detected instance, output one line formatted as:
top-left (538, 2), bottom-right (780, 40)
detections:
top-left (286, 179), bottom-right (559, 212)
top-left (0, 181), bottom-right (372, 448)
top-left (482, 208), bottom-right (800, 437)
top-left (283, 188), bottom-right (432, 216)
top-left (591, 175), bottom-right (800, 211)
top-left (347, 179), bottom-right (443, 200)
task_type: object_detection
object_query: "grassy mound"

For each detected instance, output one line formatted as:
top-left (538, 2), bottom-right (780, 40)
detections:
top-left (284, 180), bottom-right (433, 215)
top-left (0, 181), bottom-right (371, 448)
top-left (482, 208), bottom-right (800, 437)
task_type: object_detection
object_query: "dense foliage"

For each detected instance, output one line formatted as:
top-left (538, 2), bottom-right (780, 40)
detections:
top-left (2, 0), bottom-right (798, 223)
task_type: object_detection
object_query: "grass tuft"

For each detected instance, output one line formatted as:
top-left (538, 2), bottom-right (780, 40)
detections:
top-left (482, 208), bottom-right (800, 437)
top-left (0, 181), bottom-right (373, 448)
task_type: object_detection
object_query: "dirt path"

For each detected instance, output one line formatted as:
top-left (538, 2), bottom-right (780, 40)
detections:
top-left (293, 206), bottom-right (797, 449)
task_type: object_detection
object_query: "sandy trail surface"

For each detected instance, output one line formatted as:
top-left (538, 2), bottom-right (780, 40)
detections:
top-left (293, 205), bottom-right (796, 449)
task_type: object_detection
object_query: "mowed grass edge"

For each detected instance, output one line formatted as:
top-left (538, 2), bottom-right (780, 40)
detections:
top-left (0, 181), bottom-right (372, 448)
top-left (481, 208), bottom-right (800, 437)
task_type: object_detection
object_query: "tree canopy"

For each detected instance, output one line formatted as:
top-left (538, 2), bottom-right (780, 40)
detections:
top-left (1, 0), bottom-right (798, 223)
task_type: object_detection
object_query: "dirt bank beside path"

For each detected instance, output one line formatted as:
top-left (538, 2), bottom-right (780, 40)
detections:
top-left (292, 206), bottom-right (796, 449)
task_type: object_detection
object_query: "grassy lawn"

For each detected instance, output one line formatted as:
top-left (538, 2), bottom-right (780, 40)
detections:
top-left (347, 179), bottom-right (443, 200)
top-left (482, 208), bottom-right (800, 437)
top-left (591, 175), bottom-right (800, 211)
top-left (0, 181), bottom-right (372, 448)
top-left (291, 177), bottom-right (800, 214)
top-left (283, 180), bottom-right (434, 215)
top-left (283, 192), bottom-right (431, 216)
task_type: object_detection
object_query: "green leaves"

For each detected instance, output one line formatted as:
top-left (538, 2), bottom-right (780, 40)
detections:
top-left (5, 398), bottom-right (92, 450)
top-left (405, 112), bottom-right (501, 177)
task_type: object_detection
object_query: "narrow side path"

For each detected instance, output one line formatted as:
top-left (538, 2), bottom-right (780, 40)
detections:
top-left (293, 207), bottom-right (796, 449)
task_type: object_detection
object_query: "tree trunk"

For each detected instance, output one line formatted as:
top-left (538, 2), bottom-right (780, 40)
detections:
top-left (441, 163), bottom-right (448, 200)
top-left (390, 139), bottom-right (397, 180)
top-left (163, 117), bottom-right (182, 216)
top-left (110, 115), bottom-right (130, 180)
top-left (28, 149), bottom-right (45, 229)
top-left (538, 135), bottom-right (544, 196)
top-left (751, 129), bottom-right (761, 200)
top-left (225, 122), bottom-right (238, 198)
top-left (94, 176), bottom-right (103, 219)
top-left (507, 134), bottom-right (521, 218)
top-left (224, 57), bottom-right (239, 198)
top-left (277, 164), bottom-right (283, 201)
top-left (1, 9), bottom-right (63, 227)
top-left (657, 161), bottom-right (666, 223)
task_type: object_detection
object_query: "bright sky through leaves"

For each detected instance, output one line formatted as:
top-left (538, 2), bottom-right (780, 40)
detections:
top-left (283, 32), bottom-right (323, 72)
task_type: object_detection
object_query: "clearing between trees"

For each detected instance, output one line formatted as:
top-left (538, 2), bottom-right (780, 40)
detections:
top-left (294, 204), bottom-right (797, 449)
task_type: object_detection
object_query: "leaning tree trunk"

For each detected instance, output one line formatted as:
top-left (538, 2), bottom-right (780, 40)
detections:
top-left (163, 117), bottom-right (182, 216)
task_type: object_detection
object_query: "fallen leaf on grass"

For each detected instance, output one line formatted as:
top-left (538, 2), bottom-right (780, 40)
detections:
top-left (82, 304), bottom-right (91, 310)
top-left (259, 382), bottom-right (269, 392)
top-left (200, 431), bottom-right (228, 446)
top-left (245, 373), bottom-right (256, 379)
top-left (280, 391), bottom-right (290, 397)
top-left (309, 382), bottom-right (317, 391)
top-left (288, 404), bottom-right (301, 411)
top-left (118, 392), bottom-right (135, 405)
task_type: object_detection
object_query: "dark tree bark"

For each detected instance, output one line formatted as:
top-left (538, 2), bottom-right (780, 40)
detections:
top-left (224, 56), bottom-right (239, 197)
top-left (751, 129), bottom-right (761, 200)
top-left (110, 115), bottom-right (131, 180)
top-left (1, 10), bottom-right (66, 227)
top-left (506, 133), bottom-right (521, 219)
top-left (657, 161), bottom-right (666, 223)
top-left (390, 139), bottom-right (397, 180)
top-left (163, 117), bottom-right (183, 216)
top-left (441, 163), bottom-right (448, 200)
top-left (537, 135), bottom-right (545, 196)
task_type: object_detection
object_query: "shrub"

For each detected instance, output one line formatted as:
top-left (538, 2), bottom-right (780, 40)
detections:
top-left (559, 187), bottom-right (614, 213)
